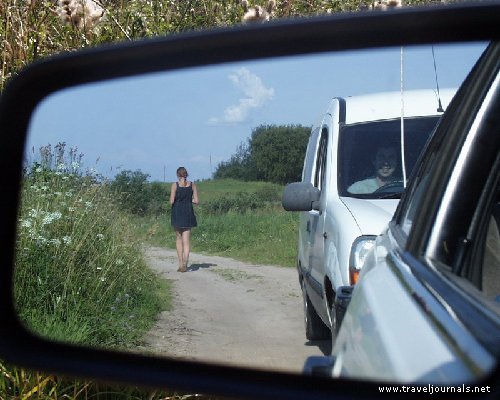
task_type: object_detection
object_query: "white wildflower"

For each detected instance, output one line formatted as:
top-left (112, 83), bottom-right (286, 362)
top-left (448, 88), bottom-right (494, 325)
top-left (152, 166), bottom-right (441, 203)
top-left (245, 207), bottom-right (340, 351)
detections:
top-left (62, 236), bottom-right (72, 245)
top-left (36, 236), bottom-right (48, 246)
top-left (20, 219), bottom-right (32, 229)
top-left (29, 209), bottom-right (39, 218)
top-left (42, 211), bottom-right (62, 225)
top-left (57, 0), bottom-right (105, 34)
top-left (96, 233), bottom-right (104, 241)
top-left (50, 238), bottom-right (62, 246)
top-left (116, 259), bottom-right (124, 266)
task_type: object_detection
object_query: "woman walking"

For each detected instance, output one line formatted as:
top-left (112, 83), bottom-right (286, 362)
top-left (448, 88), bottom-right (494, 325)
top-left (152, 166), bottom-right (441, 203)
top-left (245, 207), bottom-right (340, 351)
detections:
top-left (170, 167), bottom-right (198, 272)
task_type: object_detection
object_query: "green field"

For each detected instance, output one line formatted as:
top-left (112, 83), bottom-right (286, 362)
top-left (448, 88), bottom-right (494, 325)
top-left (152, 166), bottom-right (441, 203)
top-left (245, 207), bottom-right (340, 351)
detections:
top-left (196, 178), bottom-right (280, 199)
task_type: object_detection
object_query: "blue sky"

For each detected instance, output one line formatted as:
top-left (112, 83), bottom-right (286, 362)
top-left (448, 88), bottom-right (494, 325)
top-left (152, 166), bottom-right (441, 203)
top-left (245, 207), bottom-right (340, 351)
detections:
top-left (27, 42), bottom-right (487, 182)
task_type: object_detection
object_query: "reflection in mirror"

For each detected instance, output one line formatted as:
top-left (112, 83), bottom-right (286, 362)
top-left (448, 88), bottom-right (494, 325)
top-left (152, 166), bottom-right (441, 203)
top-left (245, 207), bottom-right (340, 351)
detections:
top-left (15, 43), bottom-right (488, 378)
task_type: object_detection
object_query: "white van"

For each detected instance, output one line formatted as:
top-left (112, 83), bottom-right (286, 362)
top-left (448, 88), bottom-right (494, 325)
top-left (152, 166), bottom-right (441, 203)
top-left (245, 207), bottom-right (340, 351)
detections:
top-left (282, 89), bottom-right (456, 347)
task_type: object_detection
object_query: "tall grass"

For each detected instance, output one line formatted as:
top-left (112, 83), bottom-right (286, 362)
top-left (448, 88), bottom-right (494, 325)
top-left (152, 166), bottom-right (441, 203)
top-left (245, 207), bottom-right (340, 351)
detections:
top-left (14, 146), bottom-right (170, 348)
top-left (0, 360), bottom-right (222, 399)
top-left (194, 209), bottom-right (299, 267)
top-left (1, 0), bottom-right (434, 91)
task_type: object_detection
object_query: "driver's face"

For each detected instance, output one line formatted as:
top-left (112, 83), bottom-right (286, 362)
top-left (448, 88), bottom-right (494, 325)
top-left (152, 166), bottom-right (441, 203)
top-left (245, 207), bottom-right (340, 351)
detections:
top-left (374, 147), bottom-right (397, 179)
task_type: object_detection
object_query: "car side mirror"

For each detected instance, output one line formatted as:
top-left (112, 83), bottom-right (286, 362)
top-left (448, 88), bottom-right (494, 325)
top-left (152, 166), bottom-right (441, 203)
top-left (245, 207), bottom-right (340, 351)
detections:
top-left (282, 182), bottom-right (320, 211)
top-left (1, 3), bottom-right (500, 400)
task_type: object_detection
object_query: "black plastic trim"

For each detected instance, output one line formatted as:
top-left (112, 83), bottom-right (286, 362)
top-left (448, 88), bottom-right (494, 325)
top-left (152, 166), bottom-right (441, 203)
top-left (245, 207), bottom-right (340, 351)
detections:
top-left (305, 271), bottom-right (324, 300)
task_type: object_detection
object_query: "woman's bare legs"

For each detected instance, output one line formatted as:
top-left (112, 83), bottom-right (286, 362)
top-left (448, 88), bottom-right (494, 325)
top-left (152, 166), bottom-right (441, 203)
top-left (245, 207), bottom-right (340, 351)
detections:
top-left (175, 228), bottom-right (184, 271)
top-left (181, 229), bottom-right (191, 270)
top-left (175, 228), bottom-right (191, 272)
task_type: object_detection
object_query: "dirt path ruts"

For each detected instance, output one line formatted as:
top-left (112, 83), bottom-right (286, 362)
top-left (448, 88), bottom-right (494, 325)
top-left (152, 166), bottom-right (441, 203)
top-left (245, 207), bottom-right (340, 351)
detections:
top-left (139, 247), bottom-right (327, 373)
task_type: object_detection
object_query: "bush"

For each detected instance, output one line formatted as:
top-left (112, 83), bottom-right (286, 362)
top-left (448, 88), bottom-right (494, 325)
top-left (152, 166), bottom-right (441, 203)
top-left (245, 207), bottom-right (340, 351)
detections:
top-left (111, 170), bottom-right (170, 217)
top-left (254, 185), bottom-right (282, 203)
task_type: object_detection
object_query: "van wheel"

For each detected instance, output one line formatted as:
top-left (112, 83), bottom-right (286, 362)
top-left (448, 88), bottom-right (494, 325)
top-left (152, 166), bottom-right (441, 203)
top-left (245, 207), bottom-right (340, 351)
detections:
top-left (302, 279), bottom-right (330, 340)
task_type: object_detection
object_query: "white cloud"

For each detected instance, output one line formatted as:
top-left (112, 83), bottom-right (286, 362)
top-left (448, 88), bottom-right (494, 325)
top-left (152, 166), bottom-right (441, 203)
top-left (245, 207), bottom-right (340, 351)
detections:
top-left (208, 68), bottom-right (274, 125)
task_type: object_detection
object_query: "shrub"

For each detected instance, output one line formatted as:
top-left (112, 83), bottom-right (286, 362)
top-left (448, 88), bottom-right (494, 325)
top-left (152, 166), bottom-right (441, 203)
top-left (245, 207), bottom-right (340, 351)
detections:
top-left (111, 171), bottom-right (171, 217)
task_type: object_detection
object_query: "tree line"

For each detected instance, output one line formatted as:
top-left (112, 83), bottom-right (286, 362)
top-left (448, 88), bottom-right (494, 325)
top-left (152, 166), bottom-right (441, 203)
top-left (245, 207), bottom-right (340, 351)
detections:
top-left (214, 124), bottom-right (310, 185)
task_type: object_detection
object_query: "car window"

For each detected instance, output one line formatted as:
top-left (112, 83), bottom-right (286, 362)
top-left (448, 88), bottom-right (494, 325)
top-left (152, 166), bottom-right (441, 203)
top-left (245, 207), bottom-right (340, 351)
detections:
top-left (399, 161), bottom-right (434, 237)
top-left (466, 175), bottom-right (500, 304)
top-left (339, 117), bottom-right (439, 199)
top-left (481, 190), bottom-right (500, 302)
top-left (438, 176), bottom-right (500, 318)
top-left (302, 127), bottom-right (320, 183)
top-left (314, 128), bottom-right (328, 190)
top-left (398, 44), bottom-right (500, 301)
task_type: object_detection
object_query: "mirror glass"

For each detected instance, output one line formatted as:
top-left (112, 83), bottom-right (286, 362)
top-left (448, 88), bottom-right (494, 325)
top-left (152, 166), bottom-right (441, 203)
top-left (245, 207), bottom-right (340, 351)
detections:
top-left (15, 42), bottom-right (489, 377)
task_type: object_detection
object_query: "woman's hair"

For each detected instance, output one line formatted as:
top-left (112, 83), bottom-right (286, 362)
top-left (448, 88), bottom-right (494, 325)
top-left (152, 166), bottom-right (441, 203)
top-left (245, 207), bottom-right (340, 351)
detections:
top-left (176, 167), bottom-right (188, 179)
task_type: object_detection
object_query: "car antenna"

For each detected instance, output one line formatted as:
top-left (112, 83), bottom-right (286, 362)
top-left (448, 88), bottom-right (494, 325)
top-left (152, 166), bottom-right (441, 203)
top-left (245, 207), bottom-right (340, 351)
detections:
top-left (400, 46), bottom-right (407, 187)
top-left (432, 46), bottom-right (445, 112)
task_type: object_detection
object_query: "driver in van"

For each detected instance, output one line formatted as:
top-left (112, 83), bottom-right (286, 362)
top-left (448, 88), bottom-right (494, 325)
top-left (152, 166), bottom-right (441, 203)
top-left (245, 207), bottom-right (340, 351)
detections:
top-left (348, 145), bottom-right (399, 194)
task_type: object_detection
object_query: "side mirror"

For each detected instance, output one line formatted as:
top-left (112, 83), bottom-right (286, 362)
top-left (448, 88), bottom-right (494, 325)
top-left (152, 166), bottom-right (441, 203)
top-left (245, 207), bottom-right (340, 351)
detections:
top-left (1, 3), bottom-right (500, 400)
top-left (282, 182), bottom-right (320, 211)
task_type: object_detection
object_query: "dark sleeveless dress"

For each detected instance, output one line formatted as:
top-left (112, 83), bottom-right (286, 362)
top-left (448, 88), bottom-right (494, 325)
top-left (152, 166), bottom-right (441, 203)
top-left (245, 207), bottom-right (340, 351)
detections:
top-left (171, 182), bottom-right (197, 228)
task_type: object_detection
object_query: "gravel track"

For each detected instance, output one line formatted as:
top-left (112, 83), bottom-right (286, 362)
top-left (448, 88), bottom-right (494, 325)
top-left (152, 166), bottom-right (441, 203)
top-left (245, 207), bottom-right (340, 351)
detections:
top-left (139, 247), bottom-right (328, 373)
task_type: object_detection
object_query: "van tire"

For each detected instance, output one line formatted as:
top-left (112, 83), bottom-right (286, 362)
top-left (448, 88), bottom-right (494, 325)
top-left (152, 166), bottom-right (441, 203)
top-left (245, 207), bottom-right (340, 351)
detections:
top-left (302, 279), bottom-right (330, 340)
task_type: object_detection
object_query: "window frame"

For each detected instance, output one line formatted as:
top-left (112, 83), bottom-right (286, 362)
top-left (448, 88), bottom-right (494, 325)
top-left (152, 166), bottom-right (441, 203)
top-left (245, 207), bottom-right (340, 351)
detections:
top-left (314, 127), bottom-right (329, 191)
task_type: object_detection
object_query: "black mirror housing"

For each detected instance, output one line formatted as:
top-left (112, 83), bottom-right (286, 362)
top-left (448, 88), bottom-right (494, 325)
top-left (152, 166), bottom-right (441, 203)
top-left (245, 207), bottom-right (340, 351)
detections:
top-left (282, 182), bottom-right (320, 211)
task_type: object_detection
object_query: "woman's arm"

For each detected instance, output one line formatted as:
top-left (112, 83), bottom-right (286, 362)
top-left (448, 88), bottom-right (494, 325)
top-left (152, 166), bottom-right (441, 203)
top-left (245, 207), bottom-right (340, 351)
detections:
top-left (192, 183), bottom-right (199, 205)
top-left (169, 183), bottom-right (176, 206)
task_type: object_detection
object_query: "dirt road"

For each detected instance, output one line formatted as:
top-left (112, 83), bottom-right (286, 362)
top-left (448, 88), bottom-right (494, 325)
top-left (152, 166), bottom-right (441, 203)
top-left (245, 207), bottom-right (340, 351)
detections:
top-left (140, 247), bottom-right (328, 373)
